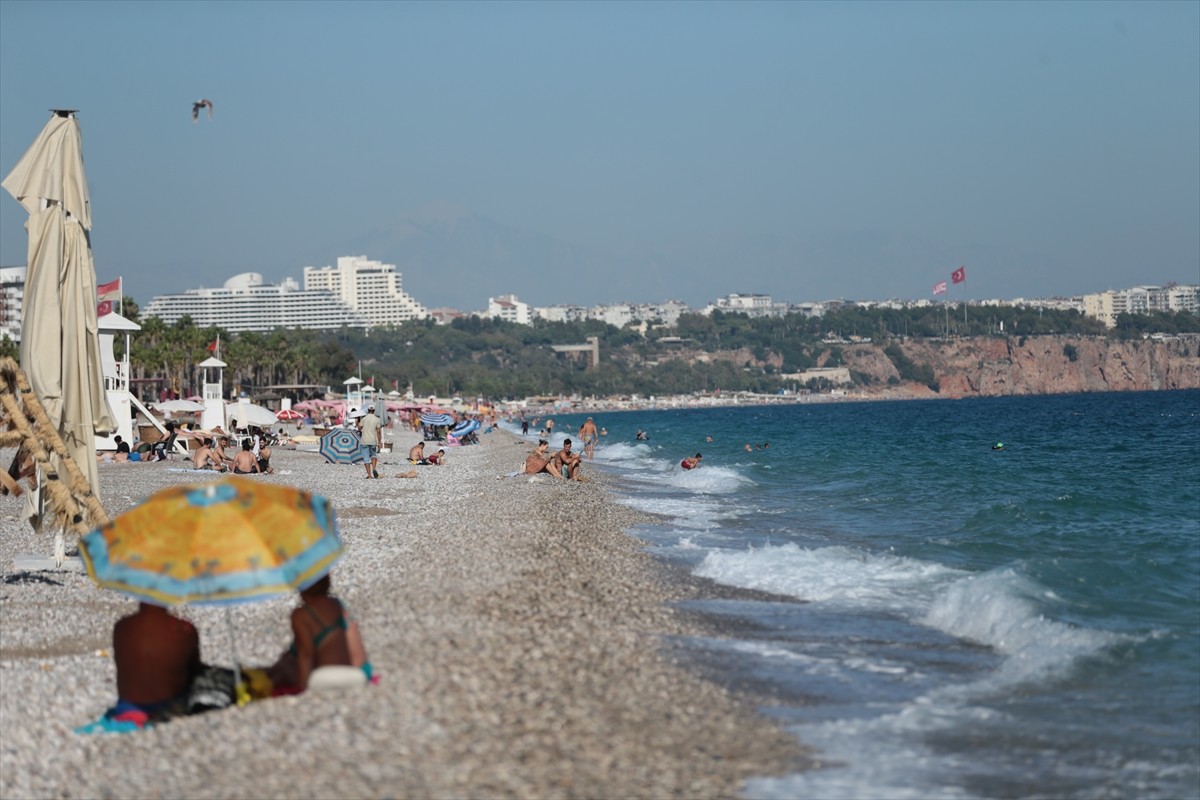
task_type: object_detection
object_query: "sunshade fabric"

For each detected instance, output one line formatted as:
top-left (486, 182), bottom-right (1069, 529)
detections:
top-left (2, 112), bottom-right (115, 511)
top-left (79, 478), bottom-right (343, 607)
top-left (319, 428), bottom-right (363, 464)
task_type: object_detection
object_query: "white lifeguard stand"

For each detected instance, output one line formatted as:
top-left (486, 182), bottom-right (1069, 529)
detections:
top-left (343, 376), bottom-right (364, 411)
top-left (199, 356), bottom-right (228, 431)
top-left (95, 311), bottom-right (140, 450)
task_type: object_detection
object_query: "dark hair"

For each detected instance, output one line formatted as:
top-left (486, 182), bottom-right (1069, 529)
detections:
top-left (242, 439), bottom-right (253, 451)
top-left (695, 453), bottom-right (702, 458)
top-left (564, 438), bottom-right (572, 446)
top-left (537, 439), bottom-right (548, 446)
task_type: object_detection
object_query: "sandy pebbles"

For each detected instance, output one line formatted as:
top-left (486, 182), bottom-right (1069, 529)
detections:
top-left (0, 432), bottom-right (809, 798)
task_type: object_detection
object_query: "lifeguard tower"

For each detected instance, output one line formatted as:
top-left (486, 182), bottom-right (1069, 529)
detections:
top-left (94, 311), bottom-right (140, 449)
top-left (199, 356), bottom-right (228, 431)
top-left (343, 376), bottom-right (364, 413)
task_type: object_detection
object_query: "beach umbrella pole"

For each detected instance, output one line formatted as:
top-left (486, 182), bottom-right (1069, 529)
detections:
top-left (224, 608), bottom-right (250, 706)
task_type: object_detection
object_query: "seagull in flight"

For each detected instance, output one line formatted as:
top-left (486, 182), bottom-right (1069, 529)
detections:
top-left (192, 99), bottom-right (214, 124)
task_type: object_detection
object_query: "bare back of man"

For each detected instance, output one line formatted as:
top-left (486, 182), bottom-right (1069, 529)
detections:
top-left (113, 603), bottom-right (202, 707)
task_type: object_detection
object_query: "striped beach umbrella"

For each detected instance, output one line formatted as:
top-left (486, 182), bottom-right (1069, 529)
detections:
top-left (318, 428), bottom-right (363, 464)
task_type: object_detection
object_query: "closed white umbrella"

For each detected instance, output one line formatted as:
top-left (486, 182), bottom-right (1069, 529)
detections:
top-left (2, 110), bottom-right (115, 540)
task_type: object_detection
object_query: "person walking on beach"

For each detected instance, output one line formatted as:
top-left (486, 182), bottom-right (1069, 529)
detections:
top-left (578, 417), bottom-right (599, 460)
top-left (357, 407), bottom-right (382, 479)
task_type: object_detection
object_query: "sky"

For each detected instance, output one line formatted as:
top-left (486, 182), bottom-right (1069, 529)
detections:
top-left (1, 0), bottom-right (1197, 310)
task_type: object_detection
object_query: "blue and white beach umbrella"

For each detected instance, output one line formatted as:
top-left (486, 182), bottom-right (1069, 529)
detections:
top-left (319, 428), bottom-right (363, 464)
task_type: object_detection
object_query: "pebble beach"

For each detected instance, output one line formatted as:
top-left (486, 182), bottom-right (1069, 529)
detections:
top-left (0, 431), bottom-right (811, 799)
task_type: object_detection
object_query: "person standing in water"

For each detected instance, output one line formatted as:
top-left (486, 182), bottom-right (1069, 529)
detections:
top-left (578, 417), bottom-right (599, 460)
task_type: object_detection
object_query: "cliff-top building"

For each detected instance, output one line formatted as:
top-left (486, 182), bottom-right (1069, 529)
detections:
top-left (303, 255), bottom-right (427, 328)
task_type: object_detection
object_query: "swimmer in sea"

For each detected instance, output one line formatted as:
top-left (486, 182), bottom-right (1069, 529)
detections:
top-left (681, 453), bottom-right (702, 470)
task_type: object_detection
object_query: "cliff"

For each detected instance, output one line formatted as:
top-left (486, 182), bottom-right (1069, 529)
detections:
top-left (837, 335), bottom-right (1200, 398)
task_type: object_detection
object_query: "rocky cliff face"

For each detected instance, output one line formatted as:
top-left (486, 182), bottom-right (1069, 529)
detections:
top-left (840, 336), bottom-right (1200, 397)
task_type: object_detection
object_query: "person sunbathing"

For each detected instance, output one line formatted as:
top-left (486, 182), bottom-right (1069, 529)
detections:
top-left (408, 442), bottom-right (429, 465)
top-left (193, 439), bottom-right (227, 471)
top-left (231, 439), bottom-right (260, 474)
top-left (109, 603), bottom-right (203, 723)
top-left (551, 438), bottom-right (583, 481)
top-left (523, 440), bottom-right (560, 477)
top-left (265, 575), bottom-right (372, 694)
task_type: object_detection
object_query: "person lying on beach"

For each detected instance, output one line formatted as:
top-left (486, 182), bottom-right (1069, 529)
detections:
top-left (523, 440), bottom-right (560, 477)
top-left (262, 574), bottom-right (373, 694)
top-left (681, 453), bottom-right (702, 470)
top-left (97, 451), bottom-right (149, 464)
top-left (408, 442), bottom-right (429, 465)
top-left (551, 439), bottom-right (583, 481)
top-left (231, 439), bottom-right (261, 474)
top-left (426, 448), bottom-right (446, 466)
top-left (108, 602), bottom-right (203, 724)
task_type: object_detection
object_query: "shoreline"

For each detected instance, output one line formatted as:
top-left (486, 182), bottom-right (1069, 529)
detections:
top-left (0, 432), bottom-right (812, 798)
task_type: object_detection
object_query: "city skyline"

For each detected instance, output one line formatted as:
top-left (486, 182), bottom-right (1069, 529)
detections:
top-left (2, 2), bottom-right (1197, 309)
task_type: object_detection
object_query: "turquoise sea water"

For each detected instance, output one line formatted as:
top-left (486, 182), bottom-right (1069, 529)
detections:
top-left (510, 390), bottom-right (1200, 799)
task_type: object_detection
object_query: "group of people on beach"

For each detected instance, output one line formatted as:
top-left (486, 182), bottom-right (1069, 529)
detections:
top-left (191, 434), bottom-right (274, 475)
top-left (99, 572), bottom-right (370, 729)
top-left (522, 438), bottom-right (584, 480)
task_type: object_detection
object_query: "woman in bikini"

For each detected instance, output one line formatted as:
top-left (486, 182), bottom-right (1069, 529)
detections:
top-left (522, 440), bottom-right (556, 476)
top-left (266, 574), bottom-right (371, 693)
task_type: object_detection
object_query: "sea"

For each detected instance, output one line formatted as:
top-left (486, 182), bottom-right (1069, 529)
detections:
top-left (505, 390), bottom-right (1200, 799)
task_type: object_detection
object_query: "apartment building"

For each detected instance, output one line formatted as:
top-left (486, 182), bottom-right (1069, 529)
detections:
top-left (0, 266), bottom-right (25, 343)
top-left (303, 255), bottom-right (427, 328)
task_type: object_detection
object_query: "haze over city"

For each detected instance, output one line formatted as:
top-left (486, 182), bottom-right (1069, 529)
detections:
top-left (1, 1), bottom-right (1197, 311)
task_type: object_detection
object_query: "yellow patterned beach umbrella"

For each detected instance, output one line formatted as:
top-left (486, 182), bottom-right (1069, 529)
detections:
top-left (80, 478), bottom-right (343, 607)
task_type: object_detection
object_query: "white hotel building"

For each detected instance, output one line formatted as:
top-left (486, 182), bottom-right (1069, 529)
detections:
top-left (303, 255), bottom-right (427, 327)
top-left (143, 273), bottom-right (368, 332)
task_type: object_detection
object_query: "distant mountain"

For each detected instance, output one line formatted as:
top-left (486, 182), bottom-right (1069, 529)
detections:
top-left (301, 205), bottom-right (672, 310)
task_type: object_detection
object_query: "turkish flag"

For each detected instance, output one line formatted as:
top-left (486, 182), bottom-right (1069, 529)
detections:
top-left (951, 266), bottom-right (966, 284)
top-left (207, 340), bottom-right (218, 352)
top-left (96, 300), bottom-right (113, 315)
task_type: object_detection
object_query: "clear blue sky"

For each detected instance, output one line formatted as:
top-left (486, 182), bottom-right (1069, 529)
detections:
top-left (2, 0), bottom-right (1197, 309)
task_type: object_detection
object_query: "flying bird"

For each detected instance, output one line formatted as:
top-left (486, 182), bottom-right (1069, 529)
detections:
top-left (192, 99), bottom-right (214, 123)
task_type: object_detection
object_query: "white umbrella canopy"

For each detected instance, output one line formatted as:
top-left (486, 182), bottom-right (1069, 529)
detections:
top-left (2, 110), bottom-right (115, 528)
top-left (153, 399), bottom-right (206, 414)
top-left (226, 401), bottom-right (279, 429)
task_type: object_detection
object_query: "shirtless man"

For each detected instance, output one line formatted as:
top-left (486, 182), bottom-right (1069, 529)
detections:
top-left (231, 439), bottom-right (260, 474)
top-left (681, 453), bottom-right (703, 470)
top-left (578, 417), bottom-right (599, 460)
top-left (408, 441), bottom-right (429, 465)
top-left (551, 438), bottom-right (582, 481)
top-left (523, 440), bottom-right (560, 477)
top-left (193, 438), bottom-right (226, 471)
top-left (112, 603), bottom-right (203, 720)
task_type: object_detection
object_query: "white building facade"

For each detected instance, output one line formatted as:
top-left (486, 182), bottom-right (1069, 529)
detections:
top-left (303, 255), bottom-right (427, 328)
top-left (1082, 284), bottom-right (1200, 328)
top-left (487, 294), bottom-right (532, 325)
top-left (0, 266), bottom-right (26, 343)
top-left (143, 273), bottom-right (368, 332)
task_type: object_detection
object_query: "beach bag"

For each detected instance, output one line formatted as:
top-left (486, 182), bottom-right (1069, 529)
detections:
top-left (187, 665), bottom-right (237, 714)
